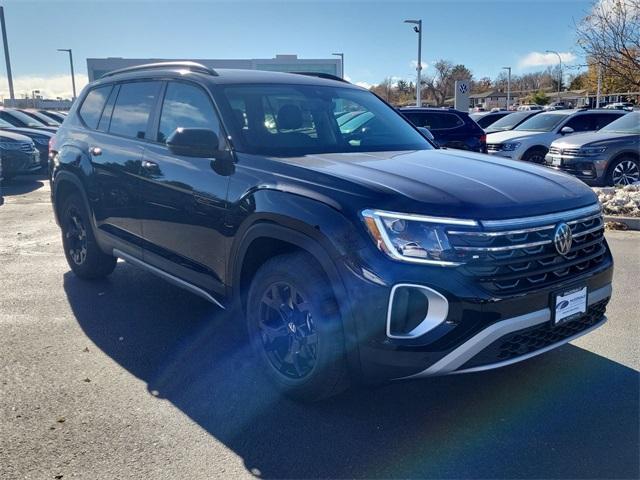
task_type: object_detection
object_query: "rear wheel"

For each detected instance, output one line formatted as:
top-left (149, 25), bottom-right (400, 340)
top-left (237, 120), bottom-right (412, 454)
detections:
top-left (60, 193), bottom-right (117, 279)
top-left (607, 156), bottom-right (639, 186)
top-left (246, 252), bottom-right (349, 401)
top-left (522, 146), bottom-right (548, 164)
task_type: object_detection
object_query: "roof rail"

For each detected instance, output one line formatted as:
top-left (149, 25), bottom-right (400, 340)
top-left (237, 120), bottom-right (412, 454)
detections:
top-left (101, 61), bottom-right (218, 79)
top-left (292, 72), bottom-right (349, 83)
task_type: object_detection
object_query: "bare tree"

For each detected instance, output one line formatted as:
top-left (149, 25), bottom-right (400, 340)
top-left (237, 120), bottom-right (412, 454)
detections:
top-left (576, 0), bottom-right (640, 90)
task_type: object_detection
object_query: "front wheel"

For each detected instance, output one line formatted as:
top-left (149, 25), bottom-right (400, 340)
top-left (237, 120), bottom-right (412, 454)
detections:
top-left (60, 193), bottom-right (117, 280)
top-left (521, 147), bottom-right (548, 164)
top-left (246, 252), bottom-right (349, 401)
top-left (607, 157), bottom-right (639, 186)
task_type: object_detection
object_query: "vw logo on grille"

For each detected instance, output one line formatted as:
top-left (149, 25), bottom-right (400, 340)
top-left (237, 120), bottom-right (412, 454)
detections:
top-left (553, 223), bottom-right (573, 256)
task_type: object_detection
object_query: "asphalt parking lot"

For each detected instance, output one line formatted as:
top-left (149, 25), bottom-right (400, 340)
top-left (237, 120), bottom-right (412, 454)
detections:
top-left (1, 174), bottom-right (639, 480)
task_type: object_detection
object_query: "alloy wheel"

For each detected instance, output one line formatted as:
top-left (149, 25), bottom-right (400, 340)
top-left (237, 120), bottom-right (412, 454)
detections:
top-left (65, 208), bottom-right (88, 265)
top-left (612, 160), bottom-right (639, 186)
top-left (258, 282), bottom-right (318, 379)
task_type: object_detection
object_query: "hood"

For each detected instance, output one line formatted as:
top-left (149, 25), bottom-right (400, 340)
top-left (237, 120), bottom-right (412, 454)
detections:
top-left (269, 149), bottom-right (597, 220)
top-left (2, 126), bottom-right (53, 138)
top-left (551, 131), bottom-right (638, 148)
top-left (486, 130), bottom-right (542, 143)
top-left (0, 130), bottom-right (34, 142)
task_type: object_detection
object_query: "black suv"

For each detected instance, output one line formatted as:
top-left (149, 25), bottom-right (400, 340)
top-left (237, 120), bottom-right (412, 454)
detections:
top-left (399, 107), bottom-right (487, 152)
top-left (50, 62), bottom-right (613, 401)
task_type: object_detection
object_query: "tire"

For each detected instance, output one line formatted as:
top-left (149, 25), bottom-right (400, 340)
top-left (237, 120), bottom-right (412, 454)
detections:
top-left (246, 252), bottom-right (349, 401)
top-left (521, 146), bottom-right (548, 164)
top-left (60, 193), bottom-right (117, 280)
top-left (606, 156), bottom-right (640, 186)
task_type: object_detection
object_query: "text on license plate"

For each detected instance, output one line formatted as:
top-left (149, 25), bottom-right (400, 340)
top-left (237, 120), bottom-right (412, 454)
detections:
top-left (555, 286), bottom-right (587, 324)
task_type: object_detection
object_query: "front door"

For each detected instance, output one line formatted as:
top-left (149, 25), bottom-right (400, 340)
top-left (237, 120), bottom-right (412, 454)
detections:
top-left (138, 81), bottom-right (230, 296)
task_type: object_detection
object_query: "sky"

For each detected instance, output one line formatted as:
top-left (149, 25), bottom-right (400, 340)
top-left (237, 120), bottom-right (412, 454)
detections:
top-left (0, 0), bottom-right (594, 99)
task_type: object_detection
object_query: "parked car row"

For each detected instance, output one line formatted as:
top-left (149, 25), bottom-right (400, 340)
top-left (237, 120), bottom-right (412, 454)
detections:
top-left (402, 106), bottom-right (636, 186)
top-left (0, 108), bottom-right (64, 182)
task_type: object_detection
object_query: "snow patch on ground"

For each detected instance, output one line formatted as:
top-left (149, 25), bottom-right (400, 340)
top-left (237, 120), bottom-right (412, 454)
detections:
top-left (593, 183), bottom-right (640, 217)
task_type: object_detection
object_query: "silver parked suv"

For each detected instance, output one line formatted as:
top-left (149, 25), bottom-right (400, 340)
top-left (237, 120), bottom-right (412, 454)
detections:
top-left (545, 111), bottom-right (640, 186)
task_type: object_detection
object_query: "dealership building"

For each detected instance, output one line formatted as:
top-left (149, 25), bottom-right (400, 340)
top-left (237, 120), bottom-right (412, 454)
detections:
top-left (86, 54), bottom-right (342, 81)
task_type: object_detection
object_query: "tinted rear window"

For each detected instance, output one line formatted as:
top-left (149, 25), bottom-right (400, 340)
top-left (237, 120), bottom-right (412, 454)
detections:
top-left (109, 81), bottom-right (161, 139)
top-left (78, 86), bottom-right (112, 129)
top-left (404, 112), bottom-right (464, 130)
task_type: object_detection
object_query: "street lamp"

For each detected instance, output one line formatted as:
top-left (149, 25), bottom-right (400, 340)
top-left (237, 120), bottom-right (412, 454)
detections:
top-left (57, 48), bottom-right (77, 101)
top-left (332, 52), bottom-right (344, 79)
top-left (502, 66), bottom-right (511, 110)
top-left (404, 19), bottom-right (422, 107)
top-left (545, 50), bottom-right (562, 102)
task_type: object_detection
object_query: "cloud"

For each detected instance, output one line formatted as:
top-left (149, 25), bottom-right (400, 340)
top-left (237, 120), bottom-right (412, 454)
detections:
top-left (354, 81), bottom-right (373, 89)
top-left (0, 74), bottom-right (88, 101)
top-left (518, 52), bottom-right (577, 69)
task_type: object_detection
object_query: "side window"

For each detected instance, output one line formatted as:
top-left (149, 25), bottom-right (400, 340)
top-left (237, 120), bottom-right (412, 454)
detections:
top-left (97, 86), bottom-right (119, 132)
top-left (157, 82), bottom-right (221, 143)
top-left (564, 114), bottom-right (594, 132)
top-left (437, 113), bottom-right (465, 129)
top-left (109, 81), bottom-right (161, 139)
top-left (78, 85), bottom-right (112, 129)
top-left (594, 113), bottom-right (624, 130)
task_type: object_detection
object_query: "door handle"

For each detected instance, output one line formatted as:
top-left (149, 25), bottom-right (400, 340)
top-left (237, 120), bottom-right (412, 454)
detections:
top-left (90, 146), bottom-right (102, 156)
top-left (142, 160), bottom-right (157, 169)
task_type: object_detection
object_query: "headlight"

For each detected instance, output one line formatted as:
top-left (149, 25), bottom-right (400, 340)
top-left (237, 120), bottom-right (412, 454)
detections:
top-left (578, 146), bottom-right (607, 156)
top-left (361, 209), bottom-right (477, 266)
top-left (501, 142), bottom-right (521, 151)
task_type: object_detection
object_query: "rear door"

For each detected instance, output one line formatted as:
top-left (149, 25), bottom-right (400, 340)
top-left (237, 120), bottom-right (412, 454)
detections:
top-left (86, 80), bottom-right (162, 257)
top-left (138, 80), bottom-right (230, 296)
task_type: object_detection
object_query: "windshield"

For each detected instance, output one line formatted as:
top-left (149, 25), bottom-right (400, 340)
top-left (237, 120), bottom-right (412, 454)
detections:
top-left (515, 112), bottom-right (569, 132)
top-left (599, 112), bottom-right (640, 134)
top-left (220, 85), bottom-right (432, 156)
top-left (486, 111), bottom-right (534, 132)
top-left (5, 110), bottom-right (47, 128)
top-left (0, 118), bottom-right (15, 128)
top-left (22, 110), bottom-right (60, 126)
top-left (469, 113), bottom-right (485, 121)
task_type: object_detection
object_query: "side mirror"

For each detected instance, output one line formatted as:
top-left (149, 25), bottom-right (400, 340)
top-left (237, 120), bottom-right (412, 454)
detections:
top-left (166, 128), bottom-right (221, 158)
top-left (417, 126), bottom-right (435, 142)
top-left (560, 126), bottom-right (575, 135)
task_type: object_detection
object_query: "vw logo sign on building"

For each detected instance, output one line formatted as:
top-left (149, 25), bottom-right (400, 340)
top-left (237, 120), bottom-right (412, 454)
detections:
top-left (553, 223), bottom-right (573, 256)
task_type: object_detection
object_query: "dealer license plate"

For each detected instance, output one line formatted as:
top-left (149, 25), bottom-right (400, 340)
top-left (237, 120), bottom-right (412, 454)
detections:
top-left (554, 286), bottom-right (587, 324)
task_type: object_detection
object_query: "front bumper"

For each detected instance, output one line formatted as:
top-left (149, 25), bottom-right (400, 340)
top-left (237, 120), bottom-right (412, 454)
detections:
top-left (0, 149), bottom-right (41, 175)
top-left (486, 148), bottom-right (524, 161)
top-left (544, 153), bottom-right (608, 185)
top-left (337, 244), bottom-right (613, 383)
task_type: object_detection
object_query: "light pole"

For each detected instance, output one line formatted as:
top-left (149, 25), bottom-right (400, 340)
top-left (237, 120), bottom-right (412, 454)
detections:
top-left (596, 63), bottom-right (602, 108)
top-left (57, 48), bottom-right (77, 101)
top-left (404, 19), bottom-right (422, 107)
top-left (332, 52), bottom-right (344, 79)
top-left (502, 66), bottom-right (511, 110)
top-left (0, 6), bottom-right (15, 100)
top-left (545, 50), bottom-right (562, 102)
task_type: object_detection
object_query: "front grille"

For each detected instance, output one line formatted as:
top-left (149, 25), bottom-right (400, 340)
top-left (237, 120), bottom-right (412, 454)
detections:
top-left (487, 143), bottom-right (502, 152)
top-left (460, 299), bottom-right (608, 370)
top-left (447, 205), bottom-right (607, 294)
top-left (19, 142), bottom-right (34, 153)
top-left (548, 146), bottom-right (580, 156)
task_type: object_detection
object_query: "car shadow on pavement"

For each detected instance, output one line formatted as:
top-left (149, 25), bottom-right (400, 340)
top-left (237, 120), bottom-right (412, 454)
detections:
top-left (1, 173), bottom-right (46, 196)
top-left (63, 263), bottom-right (640, 479)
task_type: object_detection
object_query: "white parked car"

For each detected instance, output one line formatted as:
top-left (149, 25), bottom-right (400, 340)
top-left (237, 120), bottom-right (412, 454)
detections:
top-left (486, 109), bottom-right (627, 163)
top-left (517, 104), bottom-right (543, 111)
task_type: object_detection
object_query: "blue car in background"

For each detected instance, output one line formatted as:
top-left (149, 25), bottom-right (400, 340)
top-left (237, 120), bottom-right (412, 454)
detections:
top-left (399, 107), bottom-right (487, 152)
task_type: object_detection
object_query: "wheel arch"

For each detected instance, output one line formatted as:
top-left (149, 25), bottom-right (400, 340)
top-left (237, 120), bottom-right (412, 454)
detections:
top-left (232, 221), bottom-right (362, 377)
top-left (52, 170), bottom-right (92, 227)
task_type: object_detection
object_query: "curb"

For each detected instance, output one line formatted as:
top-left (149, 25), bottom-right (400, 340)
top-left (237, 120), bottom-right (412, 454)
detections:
top-left (604, 215), bottom-right (640, 231)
